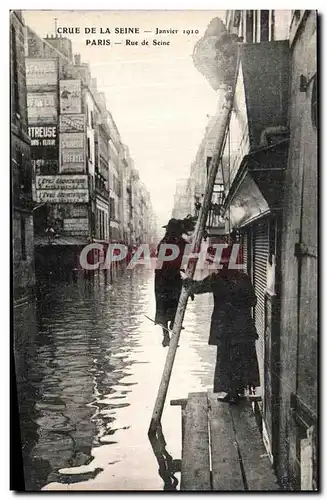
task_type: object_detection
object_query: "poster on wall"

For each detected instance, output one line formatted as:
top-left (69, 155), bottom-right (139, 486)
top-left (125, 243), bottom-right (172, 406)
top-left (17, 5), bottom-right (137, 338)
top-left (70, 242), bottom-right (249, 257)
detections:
top-left (36, 174), bottom-right (88, 190)
top-left (28, 125), bottom-right (58, 147)
top-left (27, 93), bottom-right (57, 124)
top-left (59, 79), bottom-right (81, 114)
top-left (60, 132), bottom-right (85, 150)
top-left (36, 189), bottom-right (89, 203)
top-left (59, 114), bottom-right (86, 133)
top-left (63, 218), bottom-right (89, 234)
top-left (25, 59), bottom-right (57, 90)
top-left (60, 148), bottom-right (85, 173)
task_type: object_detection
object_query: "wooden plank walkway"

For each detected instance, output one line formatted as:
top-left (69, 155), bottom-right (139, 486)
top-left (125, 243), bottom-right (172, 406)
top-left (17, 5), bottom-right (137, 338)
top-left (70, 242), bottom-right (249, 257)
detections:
top-left (171, 390), bottom-right (279, 491)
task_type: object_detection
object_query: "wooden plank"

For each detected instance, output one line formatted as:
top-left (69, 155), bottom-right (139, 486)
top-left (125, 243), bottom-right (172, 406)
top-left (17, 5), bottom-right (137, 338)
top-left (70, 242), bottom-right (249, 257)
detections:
top-left (170, 398), bottom-right (187, 407)
top-left (208, 393), bottom-right (245, 491)
top-left (230, 401), bottom-right (279, 491)
top-left (181, 392), bottom-right (211, 491)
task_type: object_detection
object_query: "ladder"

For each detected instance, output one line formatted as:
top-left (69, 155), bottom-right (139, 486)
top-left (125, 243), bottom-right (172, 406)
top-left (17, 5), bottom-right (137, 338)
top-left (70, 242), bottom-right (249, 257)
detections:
top-left (148, 40), bottom-right (241, 435)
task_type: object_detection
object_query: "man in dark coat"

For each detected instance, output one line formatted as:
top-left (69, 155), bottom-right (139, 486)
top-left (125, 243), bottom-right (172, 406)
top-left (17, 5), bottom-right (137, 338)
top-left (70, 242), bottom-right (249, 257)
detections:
top-left (183, 245), bottom-right (260, 403)
top-left (155, 217), bottom-right (195, 347)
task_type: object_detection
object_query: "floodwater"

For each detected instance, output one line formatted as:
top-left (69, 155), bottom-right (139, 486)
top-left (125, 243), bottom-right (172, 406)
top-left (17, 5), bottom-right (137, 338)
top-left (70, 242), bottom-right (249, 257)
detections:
top-left (14, 265), bottom-right (216, 491)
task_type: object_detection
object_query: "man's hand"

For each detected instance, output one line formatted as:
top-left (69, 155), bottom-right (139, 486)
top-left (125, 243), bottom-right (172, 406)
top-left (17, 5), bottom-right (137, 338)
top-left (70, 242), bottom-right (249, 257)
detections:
top-left (182, 277), bottom-right (194, 290)
top-left (182, 278), bottom-right (195, 300)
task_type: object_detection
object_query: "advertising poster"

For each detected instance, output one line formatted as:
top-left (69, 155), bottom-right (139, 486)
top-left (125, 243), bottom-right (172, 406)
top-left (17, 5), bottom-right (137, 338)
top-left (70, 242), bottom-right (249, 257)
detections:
top-left (35, 174), bottom-right (88, 190)
top-left (59, 114), bottom-right (86, 133)
top-left (27, 92), bottom-right (57, 124)
top-left (60, 148), bottom-right (86, 173)
top-left (63, 217), bottom-right (89, 234)
top-left (60, 132), bottom-right (85, 149)
top-left (59, 79), bottom-right (82, 114)
top-left (25, 58), bottom-right (57, 90)
top-left (11, 9), bottom-right (318, 494)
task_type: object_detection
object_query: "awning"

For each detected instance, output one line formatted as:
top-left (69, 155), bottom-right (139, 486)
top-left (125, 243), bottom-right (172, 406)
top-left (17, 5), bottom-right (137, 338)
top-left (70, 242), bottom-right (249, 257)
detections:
top-left (34, 235), bottom-right (89, 247)
top-left (224, 139), bottom-right (289, 228)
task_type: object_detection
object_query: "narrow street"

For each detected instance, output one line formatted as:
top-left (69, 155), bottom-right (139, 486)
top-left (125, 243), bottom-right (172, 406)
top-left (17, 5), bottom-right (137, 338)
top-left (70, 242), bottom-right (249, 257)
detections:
top-left (15, 267), bottom-right (216, 491)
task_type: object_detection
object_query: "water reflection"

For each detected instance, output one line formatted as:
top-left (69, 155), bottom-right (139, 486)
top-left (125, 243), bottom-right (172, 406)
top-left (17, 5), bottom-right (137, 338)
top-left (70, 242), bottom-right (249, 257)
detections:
top-left (148, 425), bottom-right (180, 491)
top-left (15, 266), bottom-right (215, 491)
top-left (16, 269), bottom-right (147, 490)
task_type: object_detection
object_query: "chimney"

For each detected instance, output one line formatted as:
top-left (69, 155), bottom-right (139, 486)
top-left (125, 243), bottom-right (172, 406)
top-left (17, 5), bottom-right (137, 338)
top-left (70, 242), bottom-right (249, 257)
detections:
top-left (74, 53), bottom-right (81, 66)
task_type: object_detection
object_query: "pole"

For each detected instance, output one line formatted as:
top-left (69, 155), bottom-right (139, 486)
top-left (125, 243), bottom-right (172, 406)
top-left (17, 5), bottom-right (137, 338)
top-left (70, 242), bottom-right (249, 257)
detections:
top-left (148, 71), bottom-right (239, 435)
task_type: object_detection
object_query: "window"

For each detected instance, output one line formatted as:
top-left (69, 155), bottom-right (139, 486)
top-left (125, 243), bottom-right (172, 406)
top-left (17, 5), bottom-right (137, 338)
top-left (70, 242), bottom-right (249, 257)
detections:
top-left (233, 10), bottom-right (242, 29)
top-left (20, 216), bottom-right (26, 260)
top-left (110, 197), bottom-right (116, 220)
top-left (269, 10), bottom-right (275, 41)
top-left (87, 138), bottom-right (91, 159)
top-left (246, 11), bottom-right (254, 43)
top-left (260, 10), bottom-right (269, 42)
top-left (90, 111), bottom-right (94, 129)
top-left (253, 11), bottom-right (259, 42)
top-left (311, 74), bottom-right (317, 130)
top-left (11, 25), bottom-right (20, 117)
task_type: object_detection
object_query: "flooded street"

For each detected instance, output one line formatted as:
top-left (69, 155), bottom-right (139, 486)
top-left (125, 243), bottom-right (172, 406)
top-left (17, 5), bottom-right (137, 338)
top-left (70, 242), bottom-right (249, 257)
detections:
top-left (14, 266), bottom-right (216, 491)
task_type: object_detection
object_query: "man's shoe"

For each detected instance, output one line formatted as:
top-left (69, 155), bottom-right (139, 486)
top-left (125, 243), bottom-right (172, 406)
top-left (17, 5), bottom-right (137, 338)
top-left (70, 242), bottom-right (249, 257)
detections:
top-left (162, 337), bottom-right (170, 347)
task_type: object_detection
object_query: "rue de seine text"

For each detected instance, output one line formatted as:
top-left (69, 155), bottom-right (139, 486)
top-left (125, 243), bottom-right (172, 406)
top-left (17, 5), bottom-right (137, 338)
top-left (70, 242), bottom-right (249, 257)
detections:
top-left (57, 26), bottom-right (199, 46)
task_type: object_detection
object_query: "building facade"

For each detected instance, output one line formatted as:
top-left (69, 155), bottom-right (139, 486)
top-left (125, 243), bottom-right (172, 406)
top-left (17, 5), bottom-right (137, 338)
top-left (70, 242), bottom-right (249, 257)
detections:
top-left (11, 11), bottom-right (35, 303)
top-left (24, 27), bottom-right (156, 273)
top-left (277, 11), bottom-right (317, 490)
top-left (190, 10), bottom-right (317, 490)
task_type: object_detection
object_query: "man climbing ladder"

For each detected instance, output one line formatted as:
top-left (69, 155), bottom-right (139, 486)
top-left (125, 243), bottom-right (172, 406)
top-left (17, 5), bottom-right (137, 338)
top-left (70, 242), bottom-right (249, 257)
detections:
top-left (148, 17), bottom-right (242, 434)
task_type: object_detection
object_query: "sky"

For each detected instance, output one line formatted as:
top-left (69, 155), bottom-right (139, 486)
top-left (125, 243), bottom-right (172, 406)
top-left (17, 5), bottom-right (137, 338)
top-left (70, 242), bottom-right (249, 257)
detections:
top-left (23, 10), bottom-right (223, 232)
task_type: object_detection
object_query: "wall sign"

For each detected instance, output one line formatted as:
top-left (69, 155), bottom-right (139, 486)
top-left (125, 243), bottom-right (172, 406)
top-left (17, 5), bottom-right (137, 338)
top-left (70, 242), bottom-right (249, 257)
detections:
top-left (63, 218), bottom-right (89, 234)
top-left (27, 93), bottom-right (57, 124)
top-left (60, 80), bottom-right (81, 114)
top-left (60, 149), bottom-right (86, 173)
top-left (26, 59), bottom-right (57, 89)
top-left (36, 174), bottom-right (88, 190)
top-left (36, 190), bottom-right (89, 203)
top-left (60, 132), bottom-right (85, 150)
top-left (59, 114), bottom-right (86, 133)
top-left (28, 126), bottom-right (57, 147)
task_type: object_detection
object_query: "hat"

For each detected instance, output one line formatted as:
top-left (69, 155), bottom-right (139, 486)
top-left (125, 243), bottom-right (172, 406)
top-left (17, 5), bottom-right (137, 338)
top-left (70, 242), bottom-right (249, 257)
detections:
top-left (162, 216), bottom-right (196, 235)
top-left (162, 218), bottom-right (181, 230)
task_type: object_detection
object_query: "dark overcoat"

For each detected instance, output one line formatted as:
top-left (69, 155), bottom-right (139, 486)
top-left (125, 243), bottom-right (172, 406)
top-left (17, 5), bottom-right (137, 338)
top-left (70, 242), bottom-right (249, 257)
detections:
top-left (189, 268), bottom-right (258, 345)
top-left (154, 236), bottom-right (187, 325)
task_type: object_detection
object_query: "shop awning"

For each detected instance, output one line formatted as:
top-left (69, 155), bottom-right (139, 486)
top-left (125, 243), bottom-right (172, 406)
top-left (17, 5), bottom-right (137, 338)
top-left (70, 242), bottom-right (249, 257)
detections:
top-left (223, 139), bottom-right (289, 228)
